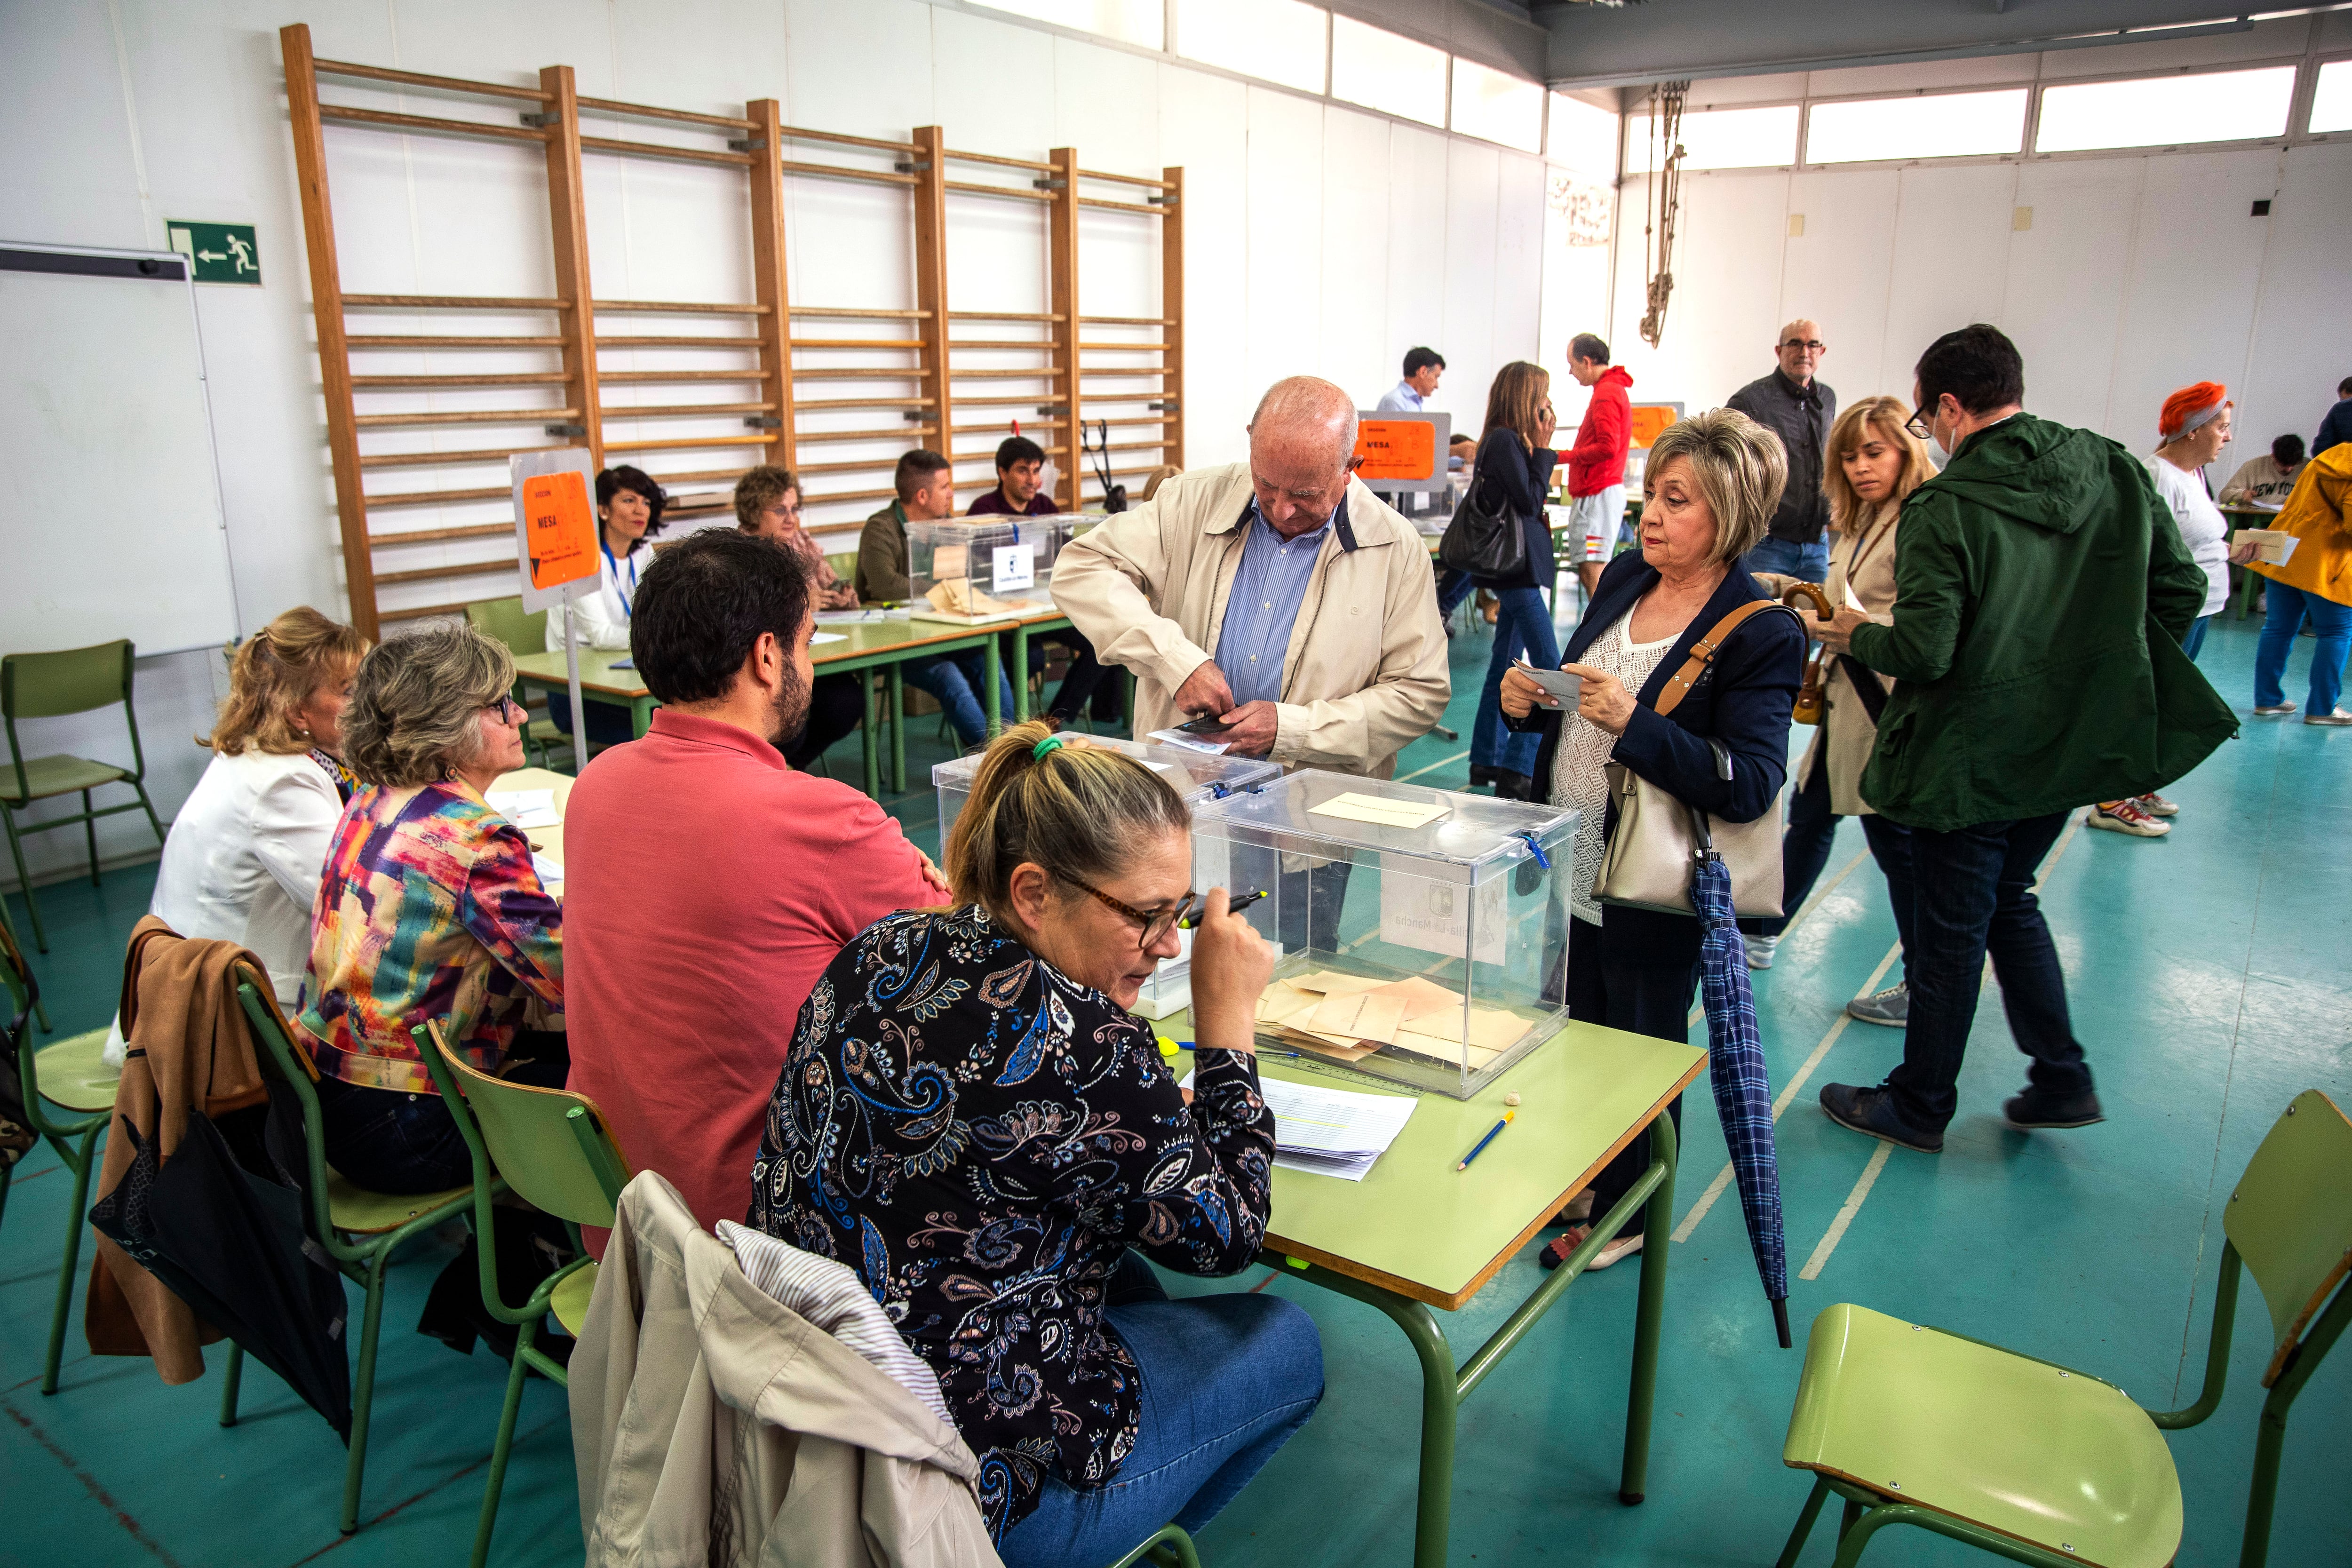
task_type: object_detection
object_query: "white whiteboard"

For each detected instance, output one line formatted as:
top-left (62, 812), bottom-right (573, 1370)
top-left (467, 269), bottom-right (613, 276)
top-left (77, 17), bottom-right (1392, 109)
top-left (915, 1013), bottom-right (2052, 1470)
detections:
top-left (0, 242), bottom-right (240, 657)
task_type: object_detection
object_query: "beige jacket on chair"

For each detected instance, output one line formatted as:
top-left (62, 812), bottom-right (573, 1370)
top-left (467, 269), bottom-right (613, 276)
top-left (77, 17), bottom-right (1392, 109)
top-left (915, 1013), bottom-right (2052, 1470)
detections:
top-left (1050, 462), bottom-right (1450, 777)
top-left (571, 1172), bottom-right (1002, 1568)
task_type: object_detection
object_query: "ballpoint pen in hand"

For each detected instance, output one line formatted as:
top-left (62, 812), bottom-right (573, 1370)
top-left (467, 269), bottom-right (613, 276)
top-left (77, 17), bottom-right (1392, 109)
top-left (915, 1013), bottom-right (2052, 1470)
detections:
top-left (1177, 889), bottom-right (1268, 929)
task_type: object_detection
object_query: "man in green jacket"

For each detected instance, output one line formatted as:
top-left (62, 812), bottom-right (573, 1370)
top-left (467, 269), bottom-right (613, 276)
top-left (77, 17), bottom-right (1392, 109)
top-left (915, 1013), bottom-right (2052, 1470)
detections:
top-left (1807, 324), bottom-right (2236, 1153)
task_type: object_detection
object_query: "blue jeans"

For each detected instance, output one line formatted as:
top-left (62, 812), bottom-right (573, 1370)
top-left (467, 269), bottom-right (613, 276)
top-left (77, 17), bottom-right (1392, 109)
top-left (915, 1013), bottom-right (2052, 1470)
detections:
top-left (2254, 581), bottom-right (2352, 715)
top-left (1436, 566), bottom-right (1478, 621)
top-left (997, 1255), bottom-right (1323, 1568)
top-left (2180, 613), bottom-right (2212, 663)
top-left (1741, 536), bottom-right (1831, 581)
top-left (904, 650), bottom-right (1016, 746)
top-left (1471, 586), bottom-right (1560, 774)
top-left (1883, 812), bottom-right (2089, 1133)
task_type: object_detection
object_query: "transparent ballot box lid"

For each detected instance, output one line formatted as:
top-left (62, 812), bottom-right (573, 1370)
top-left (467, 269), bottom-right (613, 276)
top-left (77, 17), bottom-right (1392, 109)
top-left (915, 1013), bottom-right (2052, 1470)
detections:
top-left (1190, 768), bottom-right (1577, 1098)
top-left (905, 517), bottom-right (1069, 624)
top-left (932, 738), bottom-right (1280, 854)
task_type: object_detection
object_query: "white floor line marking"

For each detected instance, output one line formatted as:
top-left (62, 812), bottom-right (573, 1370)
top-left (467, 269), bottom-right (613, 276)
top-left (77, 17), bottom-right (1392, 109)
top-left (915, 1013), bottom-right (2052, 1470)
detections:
top-left (1688, 849), bottom-right (1872, 1026)
top-left (1800, 1140), bottom-right (1893, 1281)
top-left (1395, 748), bottom-right (1470, 783)
top-left (1671, 940), bottom-right (1903, 1244)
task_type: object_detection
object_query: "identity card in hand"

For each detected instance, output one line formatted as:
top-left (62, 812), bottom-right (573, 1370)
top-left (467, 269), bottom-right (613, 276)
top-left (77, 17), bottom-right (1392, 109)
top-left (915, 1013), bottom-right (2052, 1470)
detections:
top-left (1510, 661), bottom-right (1582, 703)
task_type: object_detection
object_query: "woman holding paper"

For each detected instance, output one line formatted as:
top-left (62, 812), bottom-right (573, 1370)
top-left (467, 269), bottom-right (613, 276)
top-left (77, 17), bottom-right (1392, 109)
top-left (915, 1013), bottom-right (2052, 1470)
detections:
top-left (296, 624), bottom-right (567, 1194)
top-left (2249, 438), bottom-right (2352, 725)
top-left (749, 721), bottom-right (1322, 1563)
top-left (1737, 396), bottom-right (1930, 1017)
top-left (1465, 360), bottom-right (1562, 801)
top-left (1498, 410), bottom-right (1803, 1271)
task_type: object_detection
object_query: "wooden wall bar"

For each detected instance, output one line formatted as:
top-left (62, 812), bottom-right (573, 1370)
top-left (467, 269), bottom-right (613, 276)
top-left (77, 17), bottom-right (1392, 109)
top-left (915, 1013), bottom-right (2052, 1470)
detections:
top-left (278, 22), bottom-right (1180, 631)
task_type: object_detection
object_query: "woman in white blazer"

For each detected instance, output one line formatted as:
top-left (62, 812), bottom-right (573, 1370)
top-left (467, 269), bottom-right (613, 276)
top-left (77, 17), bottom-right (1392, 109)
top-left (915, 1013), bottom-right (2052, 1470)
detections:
top-left (543, 464), bottom-right (667, 749)
top-left (104, 608), bottom-right (366, 1065)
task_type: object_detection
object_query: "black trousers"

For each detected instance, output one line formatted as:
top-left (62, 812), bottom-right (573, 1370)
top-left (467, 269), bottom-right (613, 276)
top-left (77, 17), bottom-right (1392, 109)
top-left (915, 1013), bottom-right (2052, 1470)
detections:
top-left (1564, 915), bottom-right (1697, 1239)
top-left (1043, 627), bottom-right (1124, 723)
top-left (1739, 746), bottom-right (1918, 981)
top-left (786, 672), bottom-right (865, 771)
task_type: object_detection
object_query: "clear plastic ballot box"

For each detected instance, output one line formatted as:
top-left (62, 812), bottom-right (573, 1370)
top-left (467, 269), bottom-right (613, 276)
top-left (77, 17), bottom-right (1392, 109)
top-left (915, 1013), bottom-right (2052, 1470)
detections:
top-left (933, 739), bottom-right (1283, 1021)
top-left (905, 517), bottom-right (1070, 623)
top-left (1189, 768), bottom-right (1578, 1098)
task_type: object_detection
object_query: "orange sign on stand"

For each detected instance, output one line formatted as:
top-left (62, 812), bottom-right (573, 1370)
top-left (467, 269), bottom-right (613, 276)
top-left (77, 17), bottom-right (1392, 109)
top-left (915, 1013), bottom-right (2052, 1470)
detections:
top-left (522, 470), bottom-right (597, 592)
top-left (1355, 419), bottom-right (1438, 483)
top-left (1627, 404), bottom-right (1682, 449)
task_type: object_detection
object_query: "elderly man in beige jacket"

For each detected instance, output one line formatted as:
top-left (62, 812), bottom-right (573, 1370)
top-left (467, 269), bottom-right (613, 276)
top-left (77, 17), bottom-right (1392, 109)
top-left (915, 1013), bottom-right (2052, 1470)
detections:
top-left (1052, 375), bottom-right (1450, 777)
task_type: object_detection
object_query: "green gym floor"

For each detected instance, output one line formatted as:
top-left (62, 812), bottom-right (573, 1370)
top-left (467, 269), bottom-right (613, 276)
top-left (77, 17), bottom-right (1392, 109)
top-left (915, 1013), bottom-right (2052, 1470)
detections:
top-left (4, 608), bottom-right (2346, 1567)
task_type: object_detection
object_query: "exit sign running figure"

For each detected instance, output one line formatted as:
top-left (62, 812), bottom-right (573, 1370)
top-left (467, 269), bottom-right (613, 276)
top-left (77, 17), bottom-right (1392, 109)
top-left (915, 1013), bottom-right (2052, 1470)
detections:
top-left (167, 221), bottom-right (261, 286)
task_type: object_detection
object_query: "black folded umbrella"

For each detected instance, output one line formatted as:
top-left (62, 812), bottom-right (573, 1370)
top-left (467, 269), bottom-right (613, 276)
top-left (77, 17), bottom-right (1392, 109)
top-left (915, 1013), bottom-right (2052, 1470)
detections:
top-left (90, 1088), bottom-right (351, 1439)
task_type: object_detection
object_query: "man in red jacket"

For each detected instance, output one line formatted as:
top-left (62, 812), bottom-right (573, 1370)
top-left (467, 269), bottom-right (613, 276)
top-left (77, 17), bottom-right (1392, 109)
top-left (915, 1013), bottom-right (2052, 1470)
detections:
top-left (1564, 333), bottom-right (1634, 597)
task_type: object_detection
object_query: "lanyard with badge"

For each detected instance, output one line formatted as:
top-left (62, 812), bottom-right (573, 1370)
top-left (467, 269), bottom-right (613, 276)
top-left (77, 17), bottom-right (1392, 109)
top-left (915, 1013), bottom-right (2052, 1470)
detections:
top-left (603, 539), bottom-right (639, 616)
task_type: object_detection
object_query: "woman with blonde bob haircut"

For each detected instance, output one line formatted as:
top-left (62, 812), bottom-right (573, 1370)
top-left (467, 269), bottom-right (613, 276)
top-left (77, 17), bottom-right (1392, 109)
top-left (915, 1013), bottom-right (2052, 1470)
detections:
top-left (103, 607), bottom-right (367, 1066)
top-left (749, 719), bottom-right (1325, 1562)
top-left (296, 623), bottom-right (565, 1194)
top-left (1740, 396), bottom-right (1931, 1025)
top-left (1499, 407), bottom-right (1804, 1272)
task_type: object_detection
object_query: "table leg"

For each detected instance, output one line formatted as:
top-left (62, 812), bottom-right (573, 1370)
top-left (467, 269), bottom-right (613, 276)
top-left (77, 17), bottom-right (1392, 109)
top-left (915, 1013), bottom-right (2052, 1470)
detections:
top-left (984, 636), bottom-right (1002, 738)
top-left (1013, 625), bottom-right (1032, 724)
top-left (631, 696), bottom-right (654, 739)
top-left (890, 664), bottom-right (906, 793)
top-left (861, 671), bottom-right (881, 798)
top-left (1619, 1109), bottom-right (1678, 1505)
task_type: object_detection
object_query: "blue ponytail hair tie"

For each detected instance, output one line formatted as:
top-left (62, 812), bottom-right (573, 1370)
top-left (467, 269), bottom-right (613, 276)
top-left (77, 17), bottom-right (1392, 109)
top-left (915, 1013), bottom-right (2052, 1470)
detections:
top-left (1032, 734), bottom-right (1068, 760)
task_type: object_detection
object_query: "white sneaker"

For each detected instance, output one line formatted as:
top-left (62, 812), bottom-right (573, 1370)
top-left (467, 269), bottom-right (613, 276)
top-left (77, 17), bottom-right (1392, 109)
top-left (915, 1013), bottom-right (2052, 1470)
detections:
top-left (2304, 708), bottom-right (2352, 727)
top-left (2252, 702), bottom-right (2297, 716)
top-left (2134, 791), bottom-right (2178, 818)
top-left (1743, 934), bottom-right (1779, 969)
top-left (2088, 800), bottom-right (2169, 837)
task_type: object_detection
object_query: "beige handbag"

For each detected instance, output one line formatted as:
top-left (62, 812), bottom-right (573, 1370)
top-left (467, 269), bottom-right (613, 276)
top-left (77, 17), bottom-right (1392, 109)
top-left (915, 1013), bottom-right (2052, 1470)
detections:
top-left (1593, 600), bottom-right (1798, 918)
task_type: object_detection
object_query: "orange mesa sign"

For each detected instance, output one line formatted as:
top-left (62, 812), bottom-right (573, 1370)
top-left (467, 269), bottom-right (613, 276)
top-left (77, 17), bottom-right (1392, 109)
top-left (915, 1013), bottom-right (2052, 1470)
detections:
top-left (1353, 418), bottom-right (1438, 483)
top-left (522, 470), bottom-right (598, 592)
top-left (1627, 405), bottom-right (1680, 449)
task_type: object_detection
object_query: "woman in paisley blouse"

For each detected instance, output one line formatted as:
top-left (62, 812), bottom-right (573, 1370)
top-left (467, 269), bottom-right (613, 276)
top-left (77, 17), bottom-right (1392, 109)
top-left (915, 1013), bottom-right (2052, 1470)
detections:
top-left (751, 720), bottom-right (1322, 1563)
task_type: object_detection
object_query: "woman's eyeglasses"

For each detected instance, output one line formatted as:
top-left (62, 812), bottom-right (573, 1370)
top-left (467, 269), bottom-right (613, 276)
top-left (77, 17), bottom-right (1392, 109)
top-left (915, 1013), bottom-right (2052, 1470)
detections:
top-left (487, 696), bottom-right (524, 725)
top-left (1060, 874), bottom-right (1196, 951)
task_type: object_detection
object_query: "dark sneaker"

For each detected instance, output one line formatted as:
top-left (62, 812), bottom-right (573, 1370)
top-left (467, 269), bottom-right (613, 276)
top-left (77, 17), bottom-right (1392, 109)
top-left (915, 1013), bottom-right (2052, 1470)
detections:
top-left (1819, 1082), bottom-right (1943, 1153)
top-left (2002, 1088), bottom-right (2105, 1130)
top-left (1844, 982), bottom-right (1908, 1027)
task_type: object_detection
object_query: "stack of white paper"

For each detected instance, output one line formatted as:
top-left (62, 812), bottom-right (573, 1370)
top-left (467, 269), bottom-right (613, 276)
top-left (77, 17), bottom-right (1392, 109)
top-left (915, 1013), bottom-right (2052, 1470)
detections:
top-left (487, 788), bottom-right (561, 829)
top-left (1259, 1076), bottom-right (1417, 1180)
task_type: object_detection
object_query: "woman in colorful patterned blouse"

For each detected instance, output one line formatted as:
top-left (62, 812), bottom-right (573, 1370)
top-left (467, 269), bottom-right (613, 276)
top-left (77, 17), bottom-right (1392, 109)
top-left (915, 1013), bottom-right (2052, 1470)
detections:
top-left (297, 623), bottom-right (564, 1195)
top-left (751, 720), bottom-right (1321, 1563)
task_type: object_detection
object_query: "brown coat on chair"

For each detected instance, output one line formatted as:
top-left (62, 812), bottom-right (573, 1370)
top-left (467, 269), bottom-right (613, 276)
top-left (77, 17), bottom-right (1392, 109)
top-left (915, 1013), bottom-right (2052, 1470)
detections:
top-left (84, 915), bottom-right (302, 1382)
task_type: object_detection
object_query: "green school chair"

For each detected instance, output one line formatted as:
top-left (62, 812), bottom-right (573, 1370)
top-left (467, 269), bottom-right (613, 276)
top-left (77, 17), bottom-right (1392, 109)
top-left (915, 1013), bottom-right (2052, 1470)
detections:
top-left (415, 1019), bottom-right (628, 1568)
top-left (231, 979), bottom-right (492, 1533)
top-left (1107, 1523), bottom-right (1202, 1568)
top-left (1, 640), bottom-right (170, 951)
top-left (463, 597), bottom-right (574, 772)
top-left (0, 918), bottom-right (117, 1392)
top-left (1774, 1089), bottom-right (2352, 1568)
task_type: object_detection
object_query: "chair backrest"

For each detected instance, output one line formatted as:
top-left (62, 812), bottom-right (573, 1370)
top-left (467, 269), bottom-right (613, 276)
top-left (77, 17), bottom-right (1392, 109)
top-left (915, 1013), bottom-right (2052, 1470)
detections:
top-left (413, 1020), bottom-right (627, 1229)
top-left (2, 640), bottom-right (134, 721)
top-left (1139, 465), bottom-right (1181, 502)
top-left (465, 597), bottom-right (548, 659)
top-left (2224, 1089), bottom-right (2352, 1382)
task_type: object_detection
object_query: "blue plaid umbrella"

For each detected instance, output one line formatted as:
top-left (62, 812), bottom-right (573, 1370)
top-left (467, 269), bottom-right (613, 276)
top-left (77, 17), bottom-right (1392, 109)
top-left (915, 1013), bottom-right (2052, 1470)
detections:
top-left (1692, 848), bottom-right (1792, 1348)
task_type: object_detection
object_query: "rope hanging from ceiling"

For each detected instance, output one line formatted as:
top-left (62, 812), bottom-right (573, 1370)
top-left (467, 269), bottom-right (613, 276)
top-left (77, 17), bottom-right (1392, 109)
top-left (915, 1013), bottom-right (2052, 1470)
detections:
top-left (1639, 79), bottom-right (1689, 349)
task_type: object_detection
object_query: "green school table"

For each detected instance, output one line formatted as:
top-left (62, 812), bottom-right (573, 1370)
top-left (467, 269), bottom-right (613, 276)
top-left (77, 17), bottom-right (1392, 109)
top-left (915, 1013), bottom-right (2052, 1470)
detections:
top-left (509, 618), bottom-right (1005, 796)
top-left (1169, 1020), bottom-right (1705, 1568)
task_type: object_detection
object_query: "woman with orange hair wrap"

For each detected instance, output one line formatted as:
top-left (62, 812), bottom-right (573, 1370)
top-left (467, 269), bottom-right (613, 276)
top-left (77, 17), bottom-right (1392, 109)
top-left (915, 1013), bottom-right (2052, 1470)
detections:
top-left (2090, 382), bottom-right (2236, 836)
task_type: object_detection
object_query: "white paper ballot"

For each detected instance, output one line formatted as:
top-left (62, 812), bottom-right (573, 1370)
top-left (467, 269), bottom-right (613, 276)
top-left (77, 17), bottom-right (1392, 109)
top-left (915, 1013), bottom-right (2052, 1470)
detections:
top-left (810, 631), bottom-right (848, 645)
top-left (487, 788), bottom-right (561, 829)
top-left (531, 852), bottom-right (564, 890)
top-left (1180, 1069), bottom-right (1418, 1182)
top-left (1309, 791), bottom-right (1448, 831)
top-left (1149, 728), bottom-right (1232, 755)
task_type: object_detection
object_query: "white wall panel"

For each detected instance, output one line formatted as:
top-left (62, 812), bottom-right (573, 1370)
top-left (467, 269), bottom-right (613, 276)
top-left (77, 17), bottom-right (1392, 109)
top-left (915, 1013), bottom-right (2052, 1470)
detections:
top-left (1242, 87), bottom-right (1324, 404)
top-left (1319, 107), bottom-right (1392, 412)
top-left (2240, 143), bottom-right (2352, 464)
top-left (1880, 162), bottom-right (2018, 398)
top-left (1439, 139), bottom-right (1501, 421)
top-left (1782, 167), bottom-right (1898, 401)
top-left (2005, 160), bottom-right (2144, 431)
top-left (1156, 63), bottom-right (1249, 465)
top-left (1611, 170), bottom-right (1791, 414)
top-left (1382, 125), bottom-right (1453, 414)
top-left (1491, 151), bottom-right (1546, 374)
top-left (2108, 151), bottom-right (2278, 450)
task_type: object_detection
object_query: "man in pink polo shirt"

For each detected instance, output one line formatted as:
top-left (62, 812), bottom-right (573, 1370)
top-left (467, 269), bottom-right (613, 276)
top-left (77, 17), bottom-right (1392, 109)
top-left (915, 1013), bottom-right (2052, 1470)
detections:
top-left (563, 529), bottom-right (947, 1250)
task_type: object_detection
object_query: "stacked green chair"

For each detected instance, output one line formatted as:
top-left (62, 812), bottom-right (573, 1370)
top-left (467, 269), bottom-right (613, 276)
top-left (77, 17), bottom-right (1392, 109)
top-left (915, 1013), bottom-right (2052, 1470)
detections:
top-left (0, 919), bottom-right (119, 1390)
top-left (232, 978), bottom-right (491, 1532)
top-left (462, 597), bottom-right (572, 771)
top-left (414, 1019), bottom-right (628, 1568)
top-left (1, 639), bottom-right (170, 950)
top-left (1774, 1089), bottom-right (2352, 1568)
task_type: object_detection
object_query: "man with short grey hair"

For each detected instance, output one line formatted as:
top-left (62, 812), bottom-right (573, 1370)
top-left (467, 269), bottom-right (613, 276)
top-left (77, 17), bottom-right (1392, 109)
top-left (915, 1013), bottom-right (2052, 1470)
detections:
top-left (1051, 374), bottom-right (1448, 773)
top-left (1729, 317), bottom-right (1837, 581)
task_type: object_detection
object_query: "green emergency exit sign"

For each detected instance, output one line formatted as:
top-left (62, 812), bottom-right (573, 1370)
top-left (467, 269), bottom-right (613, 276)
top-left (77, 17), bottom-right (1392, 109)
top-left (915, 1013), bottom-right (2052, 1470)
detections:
top-left (166, 221), bottom-right (261, 285)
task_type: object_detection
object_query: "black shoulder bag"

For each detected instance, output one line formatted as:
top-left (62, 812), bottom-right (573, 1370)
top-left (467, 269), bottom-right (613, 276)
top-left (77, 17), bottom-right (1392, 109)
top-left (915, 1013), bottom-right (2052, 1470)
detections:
top-left (1438, 448), bottom-right (1526, 581)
